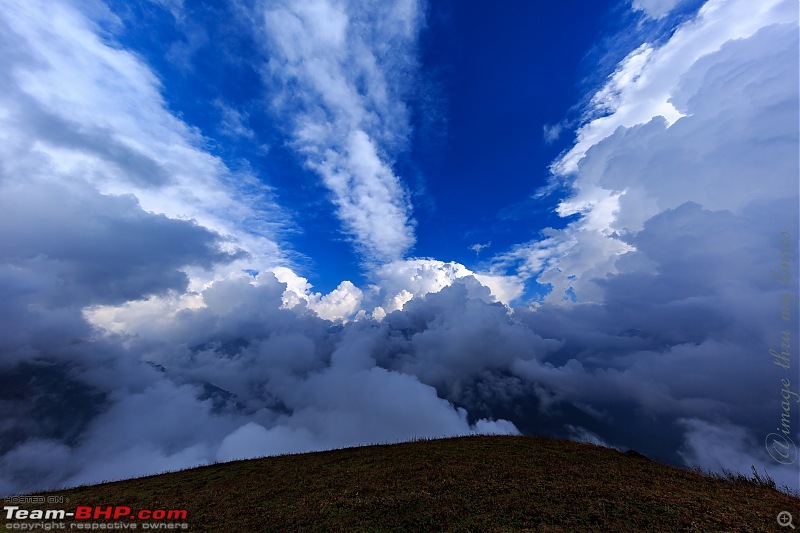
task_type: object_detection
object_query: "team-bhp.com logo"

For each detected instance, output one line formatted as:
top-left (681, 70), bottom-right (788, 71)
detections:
top-left (5, 505), bottom-right (189, 529)
top-left (5, 506), bottom-right (187, 521)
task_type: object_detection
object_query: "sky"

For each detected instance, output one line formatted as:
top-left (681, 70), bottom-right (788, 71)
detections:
top-left (0, 0), bottom-right (798, 496)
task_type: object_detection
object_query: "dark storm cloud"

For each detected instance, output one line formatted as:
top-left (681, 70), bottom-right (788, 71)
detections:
top-left (0, 180), bottom-right (241, 308)
top-left (0, 176), bottom-right (244, 494)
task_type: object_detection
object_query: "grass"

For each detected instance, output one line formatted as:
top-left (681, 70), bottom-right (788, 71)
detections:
top-left (689, 464), bottom-right (799, 496)
top-left (11, 435), bottom-right (800, 532)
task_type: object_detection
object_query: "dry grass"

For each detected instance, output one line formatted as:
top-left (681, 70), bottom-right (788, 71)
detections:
top-left (15, 435), bottom-right (800, 531)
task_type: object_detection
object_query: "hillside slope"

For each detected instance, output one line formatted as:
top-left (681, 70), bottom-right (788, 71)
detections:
top-left (13, 435), bottom-right (800, 531)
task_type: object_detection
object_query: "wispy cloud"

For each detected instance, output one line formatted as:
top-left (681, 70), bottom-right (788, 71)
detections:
top-left (147, 0), bottom-right (185, 21)
top-left (631, 0), bottom-right (684, 20)
top-left (214, 99), bottom-right (256, 140)
top-left (469, 242), bottom-right (491, 256)
top-left (254, 0), bottom-right (421, 264)
top-left (542, 122), bottom-right (564, 144)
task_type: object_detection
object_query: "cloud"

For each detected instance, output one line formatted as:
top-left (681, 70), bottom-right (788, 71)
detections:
top-left (542, 122), bottom-right (564, 144)
top-left (0, 0), bottom-right (287, 493)
top-left (0, 0), bottom-right (286, 279)
top-left (311, 280), bottom-right (364, 321)
top-left (565, 425), bottom-right (615, 448)
top-left (214, 100), bottom-right (256, 140)
top-left (0, 179), bottom-right (239, 308)
top-left (1, 272), bottom-right (527, 494)
top-left (264, 258), bottom-right (523, 322)
top-left (486, 1), bottom-right (799, 489)
top-left (631, 0), bottom-right (683, 20)
top-left (255, 0), bottom-right (421, 263)
top-left (148, 0), bottom-right (185, 21)
top-left (217, 422), bottom-right (316, 461)
top-left (678, 419), bottom-right (800, 490)
top-left (502, 1), bottom-right (798, 304)
top-left (0, 179), bottom-right (241, 381)
top-left (469, 242), bottom-right (491, 255)
top-left (369, 259), bottom-right (524, 314)
top-left (0, 0), bottom-right (582, 497)
top-left (553, 0), bottom-right (793, 177)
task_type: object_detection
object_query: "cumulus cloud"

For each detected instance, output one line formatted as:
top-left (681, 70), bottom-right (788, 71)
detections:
top-left (3, 272), bottom-right (526, 495)
top-left (0, 0), bottom-right (282, 493)
top-left (488, 0), bottom-right (799, 488)
top-left (270, 258), bottom-right (523, 321)
top-left (552, 0), bottom-right (793, 177)
top-left (371, 259), bottom-right (523, 312)
top-left (256, 0), bottom-right (420, 263)
top-left (0, 180), bottom-right (238, 308)
top-left (504, 0), bottom-right (798, 304)
top-left (311, 280), bottom-right (364, 321)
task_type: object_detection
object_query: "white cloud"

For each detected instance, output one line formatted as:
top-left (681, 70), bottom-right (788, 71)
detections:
top-left (376, 259), bottom-right (472, 301)
top-left (256, 0), bottom-right (421, 263)
top-left (271, 268), bottom-right (365, 321)
top-left (504, 0), bottom-right (798, 304)
top-left (312, 280), bottom-right (364, 321)
top-left (631, 0), bottom-right (683, 20)
top-left (678, 419), bottom-right (800, 491)
top-left (373, 259), bottom-right (524, 311)
top-left (554, 0), bottom-right (794, 177)
top-left (469, 242), bottom-right (491, 255)
top-left (542, 122), bottom-right (564, 144)
top-left (382, 289), bottom-right (414, 314)
top-left (35, 275), bottom-right (526, 492)
top-left (0, 0), bottom-right (286, 281)
top-left (478, 3), bottom-right (799, 490)
top-left (214, 99), bottom-right (255, 139)
top-left (87, 256), bottom-right (524, 331)
top-left (147, 0), bottom-right (185, 21)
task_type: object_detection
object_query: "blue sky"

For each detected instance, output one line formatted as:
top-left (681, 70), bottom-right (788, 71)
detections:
top-left (0, 0), bottom-right (798, 496)
top-left (93, 0), bottom-right (673, 294)
top-left (86, 0), bottom-right (718, 300)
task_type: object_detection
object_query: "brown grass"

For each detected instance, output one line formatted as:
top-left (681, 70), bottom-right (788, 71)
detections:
top-left (13, 435), bottom-right (800, 532)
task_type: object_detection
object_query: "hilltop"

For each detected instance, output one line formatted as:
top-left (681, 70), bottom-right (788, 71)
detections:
top-left (13, 435), bottom-right (800, 531)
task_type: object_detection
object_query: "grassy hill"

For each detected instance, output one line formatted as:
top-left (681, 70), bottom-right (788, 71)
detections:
top-left (12, 435), bottom-right (800, 531)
